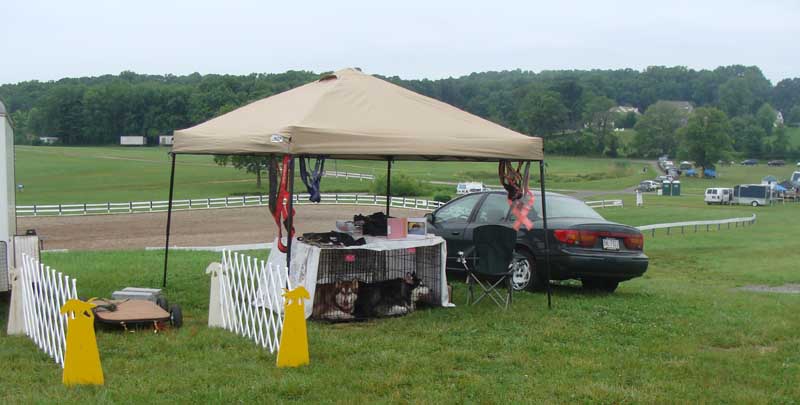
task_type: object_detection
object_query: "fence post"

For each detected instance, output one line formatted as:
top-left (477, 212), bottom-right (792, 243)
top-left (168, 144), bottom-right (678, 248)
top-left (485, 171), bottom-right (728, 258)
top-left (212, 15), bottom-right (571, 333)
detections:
top-left (666, 227), bottom-right (670, 235)
top-left (150, 201), bottom-right (153, 212)
top-left (225, 196), bottom-right (229, 207)
top-left (129, 201), bottom-right (133, 212)
top-left (208, 197), bottom-right (211, 208)
top-left (58, 204), bottom-right (62, 215)
top-left (84, 203), bottom-right (87, 215)
top-left (107, 202), bottom-right (111, 213)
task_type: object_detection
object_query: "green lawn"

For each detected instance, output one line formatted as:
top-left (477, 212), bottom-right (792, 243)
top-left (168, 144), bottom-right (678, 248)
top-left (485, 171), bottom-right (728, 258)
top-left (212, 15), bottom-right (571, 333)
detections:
top-left (1, 197), bottom-right (798, 403)
top-left (14, 146), bottom-right (653, 205)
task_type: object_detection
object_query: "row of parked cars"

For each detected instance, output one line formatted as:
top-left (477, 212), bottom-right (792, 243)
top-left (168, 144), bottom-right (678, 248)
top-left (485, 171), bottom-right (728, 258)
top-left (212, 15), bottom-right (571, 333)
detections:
top-left (741, 159), bottom-right (800, 167)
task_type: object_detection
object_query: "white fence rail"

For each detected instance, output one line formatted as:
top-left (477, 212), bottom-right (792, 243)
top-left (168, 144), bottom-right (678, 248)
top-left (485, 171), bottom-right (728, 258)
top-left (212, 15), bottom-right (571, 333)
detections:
top-left (637, 214), bottom-right (757, 236)
top-left (323, 170), bottom-right (375, 181)
top-left (19, 254), bottom-right (78, 368)
top-left (16, 194), bottom-right (446, 217)
top-left (585, 199), bottom-right (624, 208)
top-left (214, 250), bottom-right (289, 353)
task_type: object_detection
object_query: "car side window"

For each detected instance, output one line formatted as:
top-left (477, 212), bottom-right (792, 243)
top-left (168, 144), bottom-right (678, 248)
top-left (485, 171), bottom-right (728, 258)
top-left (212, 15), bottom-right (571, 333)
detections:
top-left (435, 194), bottom-right (482, 224)
top-left (474, 193), bottom-right (510, 224)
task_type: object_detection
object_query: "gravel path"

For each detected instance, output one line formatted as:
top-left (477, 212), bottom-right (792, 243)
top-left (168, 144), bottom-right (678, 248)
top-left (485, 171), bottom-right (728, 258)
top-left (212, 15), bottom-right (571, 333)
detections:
top-left (19, 205), bottom-right (427, 251)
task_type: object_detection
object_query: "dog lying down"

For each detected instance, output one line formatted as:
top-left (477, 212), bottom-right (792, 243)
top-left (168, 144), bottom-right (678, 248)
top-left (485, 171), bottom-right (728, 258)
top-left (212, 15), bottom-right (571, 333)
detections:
top-left (312, 273), bottom-right (431, 320)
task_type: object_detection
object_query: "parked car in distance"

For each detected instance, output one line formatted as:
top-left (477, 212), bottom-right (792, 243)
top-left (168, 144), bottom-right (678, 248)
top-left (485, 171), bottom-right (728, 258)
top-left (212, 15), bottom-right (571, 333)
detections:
top-left (456, 182), bottom-right (488, 195)
top-left (741, 159), bottom-right (759, 166)
top-left (639, 180), bottom-right (659, 191)
top-left (704, 188), bottom-right (733, 205)
top-left (426, 191), bottom-right (648, 293)
top-left (767, 160), bottom-right (785, 166)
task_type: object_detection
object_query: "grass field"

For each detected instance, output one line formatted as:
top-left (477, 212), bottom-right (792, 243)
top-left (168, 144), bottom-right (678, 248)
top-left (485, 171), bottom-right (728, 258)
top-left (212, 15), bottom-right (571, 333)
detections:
top-left (14, 146), bottom-right (654, 205)
top-left (1, 196), bottom-right (798, 403)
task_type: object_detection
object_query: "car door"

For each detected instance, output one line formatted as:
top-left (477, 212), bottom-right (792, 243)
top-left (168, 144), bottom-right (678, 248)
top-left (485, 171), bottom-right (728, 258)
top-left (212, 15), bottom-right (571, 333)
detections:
top-left (428, 193), bottom-right (485, 267)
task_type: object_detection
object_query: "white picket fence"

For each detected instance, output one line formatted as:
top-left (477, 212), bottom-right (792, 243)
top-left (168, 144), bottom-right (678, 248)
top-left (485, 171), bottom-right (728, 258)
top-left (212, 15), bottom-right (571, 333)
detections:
top-left (323, 170), bottom-right (375, 181)
top-left (216, 250), bottom-right (289, 353)
top-left (16, 193), bottom-right (446, 217)
top-left (19, 254), bottom-right (78, 368)
top-left (585, 199), bottom-right (624, 208)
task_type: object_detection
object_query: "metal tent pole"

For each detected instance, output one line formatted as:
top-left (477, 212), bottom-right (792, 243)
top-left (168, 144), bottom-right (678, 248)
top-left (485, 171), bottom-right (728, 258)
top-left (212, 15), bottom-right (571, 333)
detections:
top-left (385, 158), bottom-right (392, 217)
top-left (162, 152), bottom-right (177, 288)
top-left (286, 156), bottom-right (295, 272)
top-left (539, 160), bottom-right (552, 309)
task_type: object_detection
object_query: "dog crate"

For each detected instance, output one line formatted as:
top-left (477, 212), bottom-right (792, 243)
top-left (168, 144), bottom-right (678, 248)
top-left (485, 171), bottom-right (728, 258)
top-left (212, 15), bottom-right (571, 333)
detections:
top-left (311, 244), bottom-right (442, 321)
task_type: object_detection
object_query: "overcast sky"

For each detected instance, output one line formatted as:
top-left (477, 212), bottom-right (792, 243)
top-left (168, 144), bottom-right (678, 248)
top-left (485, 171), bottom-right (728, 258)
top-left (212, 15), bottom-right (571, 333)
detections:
top-left (2, 0), bottom-right (798, 85)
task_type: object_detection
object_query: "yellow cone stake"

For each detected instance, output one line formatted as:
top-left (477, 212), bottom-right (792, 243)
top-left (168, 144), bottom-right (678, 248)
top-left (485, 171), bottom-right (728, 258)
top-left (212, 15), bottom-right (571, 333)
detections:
top-left (277, 286), bottom-right (310, 368)
top-left (60, 299), bottom-right (104, 386)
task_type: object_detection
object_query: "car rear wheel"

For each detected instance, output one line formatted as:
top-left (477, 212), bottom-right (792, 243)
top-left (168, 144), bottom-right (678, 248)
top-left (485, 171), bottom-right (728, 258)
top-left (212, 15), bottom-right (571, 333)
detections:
top-left (582, 278), bottom-right (619, 293)
top-left (751, 201), bottom-right (759, 207)
top-left (511, 249), bottom-right (544, 291)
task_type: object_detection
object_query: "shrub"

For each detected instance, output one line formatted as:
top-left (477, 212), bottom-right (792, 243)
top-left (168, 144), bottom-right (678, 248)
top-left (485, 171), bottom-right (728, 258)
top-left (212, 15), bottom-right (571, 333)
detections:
top-left (371, 173), bottom-right (430, 197)
top-left (433, 193), bottom-right (452, 203)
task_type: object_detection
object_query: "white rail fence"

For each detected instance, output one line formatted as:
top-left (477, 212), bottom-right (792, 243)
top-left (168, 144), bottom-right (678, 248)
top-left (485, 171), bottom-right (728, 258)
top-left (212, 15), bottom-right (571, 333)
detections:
top-left (637, 214), bottom-right (757, 237)
top-left (585, 199), bottom-right (624, 209)
top-left (323, 170), bottom-right (375, 181)
top-left (16, 194), bottom-right (446, 217)
top-left (19, 254), bottom-right (78, 368)
top-left (210, 250), bottom-right (289, 353)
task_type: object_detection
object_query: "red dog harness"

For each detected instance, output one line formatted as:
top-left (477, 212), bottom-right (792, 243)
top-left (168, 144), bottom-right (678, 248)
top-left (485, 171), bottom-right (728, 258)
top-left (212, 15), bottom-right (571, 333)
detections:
top-left (273, 155), bottom-right (296, 253)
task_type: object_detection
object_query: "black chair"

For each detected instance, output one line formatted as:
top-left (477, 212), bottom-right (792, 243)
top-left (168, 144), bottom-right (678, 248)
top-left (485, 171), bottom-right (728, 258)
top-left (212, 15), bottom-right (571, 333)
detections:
top-left (457, 225), bottom-right (517, 309)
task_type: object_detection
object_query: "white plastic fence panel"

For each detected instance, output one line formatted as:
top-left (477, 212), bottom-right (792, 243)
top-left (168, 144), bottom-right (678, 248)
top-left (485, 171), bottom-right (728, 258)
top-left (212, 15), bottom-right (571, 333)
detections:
top-left (19, 254), bottom-right (78, 368)
top-left (218, 250), bottom-right (288, 353)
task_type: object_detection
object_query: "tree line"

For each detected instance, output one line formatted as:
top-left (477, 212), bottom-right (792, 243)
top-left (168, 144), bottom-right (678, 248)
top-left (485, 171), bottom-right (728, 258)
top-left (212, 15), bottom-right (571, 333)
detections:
top-left (2, 65), bottom-right (799, 161)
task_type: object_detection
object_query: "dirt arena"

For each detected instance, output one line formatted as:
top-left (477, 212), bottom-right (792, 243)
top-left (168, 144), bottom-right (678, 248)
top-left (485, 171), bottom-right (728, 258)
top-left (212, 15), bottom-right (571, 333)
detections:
top-left (18, 205), bottom-right (427, 251)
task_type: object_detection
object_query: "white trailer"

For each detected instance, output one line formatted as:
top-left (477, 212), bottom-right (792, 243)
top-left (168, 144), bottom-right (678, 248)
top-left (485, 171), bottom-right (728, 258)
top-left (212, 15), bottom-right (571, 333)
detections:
top-left (120, 135), bottom-right (147, 146)
top-left (0, 101), bottom-right (16, 292)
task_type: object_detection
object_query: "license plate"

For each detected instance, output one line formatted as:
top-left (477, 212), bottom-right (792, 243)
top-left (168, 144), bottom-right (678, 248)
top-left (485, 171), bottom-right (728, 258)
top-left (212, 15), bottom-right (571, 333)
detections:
top-left (602, 238), bottom-right (620, 250)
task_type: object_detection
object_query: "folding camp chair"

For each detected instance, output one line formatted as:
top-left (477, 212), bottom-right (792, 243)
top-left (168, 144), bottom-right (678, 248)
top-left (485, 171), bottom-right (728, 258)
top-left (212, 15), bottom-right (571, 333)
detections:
top-left (457, 225), bottom-right (517, 309)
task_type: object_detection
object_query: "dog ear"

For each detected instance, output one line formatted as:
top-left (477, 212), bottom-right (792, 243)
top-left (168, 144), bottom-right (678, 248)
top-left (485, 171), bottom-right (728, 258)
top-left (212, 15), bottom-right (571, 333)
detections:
top-left (352, 279), bottom-right (359, 289)
top-left (335, 279), bottom-right (341, 288)
top-left (404, 272), bottom-right (413, 283)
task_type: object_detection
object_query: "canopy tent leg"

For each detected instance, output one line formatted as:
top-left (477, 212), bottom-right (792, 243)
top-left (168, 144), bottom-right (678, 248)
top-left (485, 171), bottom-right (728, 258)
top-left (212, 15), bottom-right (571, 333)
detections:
top-left (286, 156), bottom-right (295, 272)
top-left (385, 158), bottom-right (392, 217)
top-left (162, 153), bottom-right (177, 288)
top-left (539, 160), bottom-right (552, 309)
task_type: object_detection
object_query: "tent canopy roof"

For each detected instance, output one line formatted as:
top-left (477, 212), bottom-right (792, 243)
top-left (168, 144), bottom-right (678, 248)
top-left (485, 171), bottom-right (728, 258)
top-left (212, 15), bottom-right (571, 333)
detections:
top-left (173, 68), bottom-right (542, 161)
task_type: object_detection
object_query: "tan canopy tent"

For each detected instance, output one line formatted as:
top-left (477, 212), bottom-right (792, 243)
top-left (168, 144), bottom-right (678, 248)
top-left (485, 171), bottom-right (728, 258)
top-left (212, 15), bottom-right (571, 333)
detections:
top-left (163, 68), bottom-right (552, 307)
top-left (172, 68), bottom-right (542, 161)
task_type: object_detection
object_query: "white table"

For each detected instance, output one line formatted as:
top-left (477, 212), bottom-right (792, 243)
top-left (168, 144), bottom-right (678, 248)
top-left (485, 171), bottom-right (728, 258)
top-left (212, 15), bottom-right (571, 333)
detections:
top-left (267, 234), bottom-right (452, 319)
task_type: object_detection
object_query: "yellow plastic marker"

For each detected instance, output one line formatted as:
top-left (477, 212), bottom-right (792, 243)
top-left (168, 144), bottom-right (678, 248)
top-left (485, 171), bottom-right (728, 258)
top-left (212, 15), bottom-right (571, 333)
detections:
top-left (60, 299), bottom-right (104, 386)
top-left (277, 286), bottom-right (310, 368)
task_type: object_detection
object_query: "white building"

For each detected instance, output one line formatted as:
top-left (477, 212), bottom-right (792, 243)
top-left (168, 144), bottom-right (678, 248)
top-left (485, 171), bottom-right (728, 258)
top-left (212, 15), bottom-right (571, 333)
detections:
top-left (38, 136), bottom-right (59, 144)
top-left (159, 135), bottom-right (174, 146)
top-left (0, 101), bottom-right (16, 292)
top-left (120, 136), bottom-right (147, 146)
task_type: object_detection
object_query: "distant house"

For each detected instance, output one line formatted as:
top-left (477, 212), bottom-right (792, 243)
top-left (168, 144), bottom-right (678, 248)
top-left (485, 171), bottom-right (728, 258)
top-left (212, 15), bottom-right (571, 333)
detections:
top-left (775, 111), bottom-right (784, 127)
top-left (609, 106), bottom-right (640, 115)
top-left (158, 135), bottom-right (174, 146)
top-left (120, 136), bottom-right (147, 146)
top-left (38, 136), bottom-right (59, 145)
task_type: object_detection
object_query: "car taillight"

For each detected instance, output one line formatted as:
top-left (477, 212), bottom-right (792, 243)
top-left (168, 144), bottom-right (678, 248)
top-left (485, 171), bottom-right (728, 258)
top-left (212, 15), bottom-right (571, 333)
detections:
top-left (553, 229), bottom-right (597, 248)
top-left (624, 234), bottom-right (644, 250)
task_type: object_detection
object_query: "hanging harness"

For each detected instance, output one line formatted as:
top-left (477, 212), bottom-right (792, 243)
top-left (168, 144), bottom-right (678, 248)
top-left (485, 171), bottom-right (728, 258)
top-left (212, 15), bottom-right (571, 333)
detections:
top-left (499, 160), bottom-right (535, 231)
top-left (271, 155), bottom-right (296, 253)
top-left (299, 157), bottom-right (325, 203)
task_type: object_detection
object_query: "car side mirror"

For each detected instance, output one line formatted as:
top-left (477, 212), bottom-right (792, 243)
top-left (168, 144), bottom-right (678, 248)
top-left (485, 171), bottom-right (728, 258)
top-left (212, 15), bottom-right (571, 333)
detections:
top-left (425, 212), bottom-right (436, 226)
